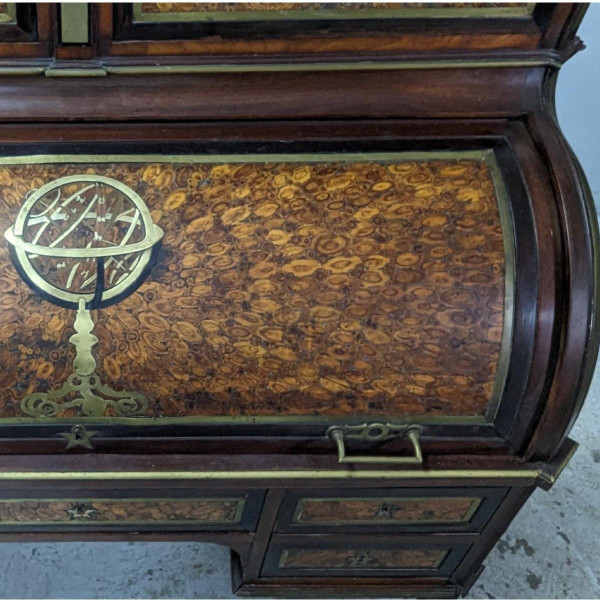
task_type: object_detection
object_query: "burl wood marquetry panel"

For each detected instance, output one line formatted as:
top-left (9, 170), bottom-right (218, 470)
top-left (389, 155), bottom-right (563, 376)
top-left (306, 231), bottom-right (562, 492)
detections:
top-left (136, 2), bottom-right (532, 18)
top-left (294, 496), bottom-right (481, 525)
top-left (139, 3), bottom-right (406, 13)
top-left (0, 154), bottom-right (506, 421)
top-left (0, 497), bottom-right (244, 525)
top-left (278, 548), bottom-right (447, 570)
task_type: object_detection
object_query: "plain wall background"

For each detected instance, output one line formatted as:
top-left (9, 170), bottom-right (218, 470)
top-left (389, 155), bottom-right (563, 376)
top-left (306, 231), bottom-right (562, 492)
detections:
top-left (0, 4), bottom-right (598, 599)
top-left (557, 4), bottom-right (600, 199)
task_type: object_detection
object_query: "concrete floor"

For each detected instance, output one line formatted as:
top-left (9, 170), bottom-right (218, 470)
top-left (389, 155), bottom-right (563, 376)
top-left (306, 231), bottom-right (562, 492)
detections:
top-left (1, 5), bottom-right (599, 600)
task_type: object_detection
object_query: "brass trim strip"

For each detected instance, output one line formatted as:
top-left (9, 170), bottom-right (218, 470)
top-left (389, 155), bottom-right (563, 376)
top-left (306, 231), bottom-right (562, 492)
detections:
top-left (292, 496), bottom-right (482, 525)
top-left (537, 441), bottom-right (579, 487)
top-left (0, 68), bottom-right (45, 76)
top-left (45, 68), bottom-right (107, 78)
top-left (60, 2), bottom-right (89, 45)
top-left (0, 149), bottom-right (512, 429)
top-left (279, 549), bottom-right (290, 569)
top-left (132, 3), bottom-right (535, 23)
top-left (0, 58), bottom-right (560, 78)
top-left (433, 550), bottom-right (449, 570)
top-left (0, 415), bottom-right (487, 425)
top-left (0, 48), bottom-right (565, 79)
top-left (485, 148), bottom-right (516, 421)
top-left (0, 149), bottom-right (514, 165)
top-left (0, 469), bottom-right (541, 481)
top-left (0, 496), bottom-right (246, 526)
top-left (458, 497), bottom-right (481, 523)
top-left (103, 58), bottom-right (560, 75)
top-left (0, 3), bottom-right (16, 24)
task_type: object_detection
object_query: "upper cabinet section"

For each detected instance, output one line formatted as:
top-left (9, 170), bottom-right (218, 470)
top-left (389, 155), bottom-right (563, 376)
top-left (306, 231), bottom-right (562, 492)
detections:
top-left (97, 2), bottom-right (583, 64)
top-left (0, 3), bottom-right (588, 68)
top-left (0, 4), bottom-right (588, 122)
top-left (0, 3), bottom-right (52, 58)
top-left (106, 2), bottom-right (541, 57)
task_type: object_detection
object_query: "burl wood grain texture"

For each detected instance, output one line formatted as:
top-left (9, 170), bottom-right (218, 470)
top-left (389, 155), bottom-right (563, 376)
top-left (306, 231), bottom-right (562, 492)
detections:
top-left (140, 3), bottom-right (402, 12)
top-left (139, 3), bottom-right (523, 14)
top-left (294, 497), bottom-right (480, 524)
top-left (279, 548), bottom-right (446, 570)
top-left (0, 158), bottom-right (505, 419)
top-left (0, 498), bottom-right (243, 524)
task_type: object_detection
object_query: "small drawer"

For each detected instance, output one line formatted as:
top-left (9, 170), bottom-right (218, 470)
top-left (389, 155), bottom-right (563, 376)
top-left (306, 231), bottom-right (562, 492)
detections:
top-left (275, 487), bottom-right (508, 534)
top-left (262, 535), bottom-right (471, 578)
top-left (0, 490), bottom-right (264, 532)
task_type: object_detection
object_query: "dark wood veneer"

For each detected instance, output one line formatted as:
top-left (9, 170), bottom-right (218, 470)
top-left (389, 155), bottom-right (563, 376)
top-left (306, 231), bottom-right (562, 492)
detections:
top-left (0, 3), bottom-right (594, 598)
top-left (0, 3), bottom-right (53, 57)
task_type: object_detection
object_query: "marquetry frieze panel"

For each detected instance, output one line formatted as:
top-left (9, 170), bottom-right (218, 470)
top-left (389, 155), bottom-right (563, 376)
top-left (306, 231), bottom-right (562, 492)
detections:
top-left (135, 2), bottom-right (533, 19)
top-left (293, 496), bottom-right (481, 525)
top-left (0, 497), bottom-right (245, 526)
top-left (278, 547), bottom-right (447, 570)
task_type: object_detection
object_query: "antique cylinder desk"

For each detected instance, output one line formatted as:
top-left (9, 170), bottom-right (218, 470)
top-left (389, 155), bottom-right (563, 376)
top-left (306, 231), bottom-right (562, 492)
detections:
top-left (0, 3), bottom-right (596, 598)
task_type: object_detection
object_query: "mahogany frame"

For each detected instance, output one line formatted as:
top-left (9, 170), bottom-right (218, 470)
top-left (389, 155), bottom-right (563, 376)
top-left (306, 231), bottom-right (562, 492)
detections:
top-left (0, 5), bottom-right (595, 598)
top-left (0, 110), bottom-right (594, 464)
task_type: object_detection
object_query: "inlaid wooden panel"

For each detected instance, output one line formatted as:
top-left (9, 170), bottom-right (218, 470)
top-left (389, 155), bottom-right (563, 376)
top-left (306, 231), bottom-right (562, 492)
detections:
top-left (279, 548), bottom-right (447, 570)
top-left (0, 497), bottom-right (245, 526)
top-left (263, 534), bottom-right (472, 578)
top-left (140, 3), bottom-right (404, 13)
top-left (294, 496), bottom-right (481, 525)
top-left (0, 152), bottom-right (507, 421)
top-left (276, 486), bottom-right (508, 533)
top-left (136, 2), bottom-right (533, 18)
top-left (111, 2), bottom-right (541, 57)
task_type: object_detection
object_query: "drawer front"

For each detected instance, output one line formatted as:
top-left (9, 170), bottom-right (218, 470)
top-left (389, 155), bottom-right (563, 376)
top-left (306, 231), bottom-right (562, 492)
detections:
top-left (275, 487), bottom-right (508, 534)
top-left (0, 490), bottom-right (264, 531)
top-left (262, 536), bottom-right (470, 578)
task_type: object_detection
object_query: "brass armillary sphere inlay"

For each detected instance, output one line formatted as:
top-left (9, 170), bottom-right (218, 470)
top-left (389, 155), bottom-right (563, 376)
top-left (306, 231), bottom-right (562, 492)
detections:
top-left (4, 175), bottom-right (164, 418)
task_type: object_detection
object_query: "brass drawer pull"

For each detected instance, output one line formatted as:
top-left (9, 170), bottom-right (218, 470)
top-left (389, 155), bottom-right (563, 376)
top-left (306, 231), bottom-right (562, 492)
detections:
top-left (326, 423), bottom-right (424, 465)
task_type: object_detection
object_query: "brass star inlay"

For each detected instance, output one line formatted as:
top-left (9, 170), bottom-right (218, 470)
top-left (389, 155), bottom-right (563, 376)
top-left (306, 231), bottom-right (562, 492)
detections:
top-left (59, 425), bottom-right (98, 450)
